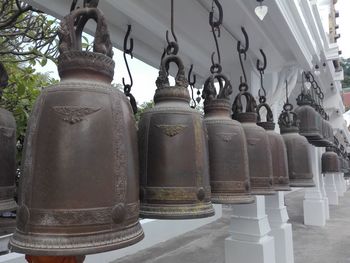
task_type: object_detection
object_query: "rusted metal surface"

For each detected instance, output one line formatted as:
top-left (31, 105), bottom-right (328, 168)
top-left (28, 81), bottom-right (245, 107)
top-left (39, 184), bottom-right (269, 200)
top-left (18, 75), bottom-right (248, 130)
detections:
top-left (278, 101), bottom-right (315, 187)
top-left (0, 63), bottom-right (17, 214)
top-left (322, 148), bottom-right (341, 173)
top-left (138, 55), bottom-right (214, 219)
top-left (10, 6), bottom-right (143, 256)
top-left (203, 74), bottom-right (253, 204)
top-left (257, 105), bottom-right (290, 192)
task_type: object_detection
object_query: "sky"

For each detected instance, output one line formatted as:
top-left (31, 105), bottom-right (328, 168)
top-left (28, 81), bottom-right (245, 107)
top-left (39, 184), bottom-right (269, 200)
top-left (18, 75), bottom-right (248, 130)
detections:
top-left (37, 0), bottom-right (350, 105)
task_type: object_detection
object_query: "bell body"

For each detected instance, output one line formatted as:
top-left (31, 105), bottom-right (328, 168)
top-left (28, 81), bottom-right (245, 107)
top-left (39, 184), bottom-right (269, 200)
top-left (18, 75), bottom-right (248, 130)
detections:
top-left (294, 104), bottom-right (322, 142)
top-left (236, 113), bottom-right (275, 195)
top-left (280, 127), bottom-right (315, 187)
top-left (204, 100), bottom-right (253, 204)
top-left (321, 149), bottom-right (340, 174)
top-left (139, 85), bottom-right (214, 219)
top-left (0, 108), bottom-right (17, 213)
top-left (258, 122), bottom-right (290, 191)
top-left (10, 52), bottom-right (144, 255)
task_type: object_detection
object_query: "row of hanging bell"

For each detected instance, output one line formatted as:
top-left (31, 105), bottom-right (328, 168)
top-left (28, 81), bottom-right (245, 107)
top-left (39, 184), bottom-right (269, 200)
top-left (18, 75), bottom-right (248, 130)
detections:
top-left (10, 6), bottom-right (144, 255)
top-left (0, 63), bottom-right (18, 214)
top-left (278, 90), bottom-right (315, 187)
top-left (294, 72), bottom-right (333, 147)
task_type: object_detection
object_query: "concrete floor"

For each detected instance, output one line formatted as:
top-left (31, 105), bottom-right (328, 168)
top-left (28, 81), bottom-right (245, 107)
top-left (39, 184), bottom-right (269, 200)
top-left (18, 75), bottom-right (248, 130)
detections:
top-left (112, 189), bottom-right (350, 263)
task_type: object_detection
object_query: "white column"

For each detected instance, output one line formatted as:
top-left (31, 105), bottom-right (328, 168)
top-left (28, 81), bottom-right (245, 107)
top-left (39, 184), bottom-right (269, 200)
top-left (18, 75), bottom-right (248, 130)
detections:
top-left (303, 145), bottom-right (327, 226)
top-left (335, 173), bottom-right (345, 197)
top-left (318, 149), bottom-right (329, 220)
top-left (324, 173), bottom-right (339, 205)
top-left (265, 192), bottom-right (294, 263)
top-left (340, 174), bottom-right (347, 193)
top-left (225, 196), bottom-right (276, 263)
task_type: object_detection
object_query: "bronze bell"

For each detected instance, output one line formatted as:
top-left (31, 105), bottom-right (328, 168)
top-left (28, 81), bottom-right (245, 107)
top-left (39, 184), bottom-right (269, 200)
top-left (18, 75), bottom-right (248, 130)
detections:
top-left (10, 7), bottom-right (144, 256)
top-left (232, 92), bottom-right (275, 195)
top-left (138, 55), bottom-right (214, 219)
top-left (0, 108), bottom-right (17, 213)
top-left (0, 63), bottom-right (17, 213)
top-left (202, 74), bottom-right (253, 204)
top-left (257, 103), bottom-right (290, 191)
top-left (294, 92), bottom-right (324, 145)
top-left (278, 103), bottom-right (315, 187)
top-left (321, 147), bottom-right (341, 173)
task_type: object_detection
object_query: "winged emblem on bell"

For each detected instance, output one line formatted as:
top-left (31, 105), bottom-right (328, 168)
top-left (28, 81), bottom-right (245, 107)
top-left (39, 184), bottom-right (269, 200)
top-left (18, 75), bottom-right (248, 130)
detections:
top-left (52, 106), bottom-right (101, 124)
top-left (156, 124), bottom-right (187, 137)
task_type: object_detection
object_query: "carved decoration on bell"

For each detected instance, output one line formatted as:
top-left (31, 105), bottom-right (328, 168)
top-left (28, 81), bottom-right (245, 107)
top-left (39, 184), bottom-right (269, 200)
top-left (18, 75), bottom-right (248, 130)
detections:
top-left (10, 4), bottom-right (144, 256)
top-left (0, 63), bottom-right (17, 213)
top-left (278, 81), bottom-right (315, 187)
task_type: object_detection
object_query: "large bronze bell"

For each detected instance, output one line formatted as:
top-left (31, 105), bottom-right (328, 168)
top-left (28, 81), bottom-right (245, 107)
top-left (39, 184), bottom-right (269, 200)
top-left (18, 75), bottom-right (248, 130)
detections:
top-left (257, 103), bottom-right (290, 191)
top-left (202, 74), bottom-right (253, 204)
top-left (232, 92), bottom-right (275, 195)
top-left (0, 63), bottom-right (17, 213)
top-left (138, 55), bottom-right (214, 219)
top-left (10, 7), bottom-right (144, 255)
top-left (321, 147), bottom-right (341, 173)
top-left (294, 92), bottom-right (324, 146)
top-left (0, 108), bottom-right (17, 213)
top-left (278, 103), bottom-right (315, 187)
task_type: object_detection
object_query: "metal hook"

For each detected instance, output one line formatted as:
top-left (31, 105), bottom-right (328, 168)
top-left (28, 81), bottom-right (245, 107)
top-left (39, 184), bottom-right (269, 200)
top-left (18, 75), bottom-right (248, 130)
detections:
top-left (122, 25), bottom-right (137, 114)
top-left (165, 0), bottom-right (179, 55)
top-left (188, 64), bottom-right (197, 86)
top-left (256, 49), bottom-right (267, 73)
top-left (122, 25), bottom-right (134, 89)
top-left (188, 64), bottom-right (197, 108)
top-left (123, 24), bottom-right (134, 56)
top-left (83, 0), bottom-right (99, 8)
top-left (236, 27), bottom-right (249, 88)
top-left (209, 0), bottom-right (223, 28)
top-left (237, 27), bottom-right (249, 55)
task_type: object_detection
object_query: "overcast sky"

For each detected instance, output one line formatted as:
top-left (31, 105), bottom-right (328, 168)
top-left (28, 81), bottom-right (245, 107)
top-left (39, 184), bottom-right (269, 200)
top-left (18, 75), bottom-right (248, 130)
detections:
top-left (39, 0), bottom-right (350, 105)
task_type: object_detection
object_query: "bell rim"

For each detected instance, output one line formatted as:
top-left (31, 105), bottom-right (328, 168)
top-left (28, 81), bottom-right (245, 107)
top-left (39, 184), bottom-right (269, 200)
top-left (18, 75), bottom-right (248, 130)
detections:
top-left (139, 202), bottom-right (215, 220)
top-left (9, 222), bottom-right (144, 256)
top-left (211, 194), bottom-right (255, 204)
top-left (250, 189), bottom-right (276, 195)
top-left (273, 185), bottom-right (292, 191)
top-left (289, 179), bottom-right (315, 187)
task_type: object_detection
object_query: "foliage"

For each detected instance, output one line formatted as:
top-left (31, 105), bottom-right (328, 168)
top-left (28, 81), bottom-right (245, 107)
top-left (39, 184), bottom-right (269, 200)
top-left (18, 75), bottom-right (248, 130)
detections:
top-left (135, 101), bottom-right (154, 122)
top-left (341, 58), bottom-right (350, 90)
top-left (0, 62), bottom-right (57, 164)
top-left (0, 0), bottom-right (59, 65)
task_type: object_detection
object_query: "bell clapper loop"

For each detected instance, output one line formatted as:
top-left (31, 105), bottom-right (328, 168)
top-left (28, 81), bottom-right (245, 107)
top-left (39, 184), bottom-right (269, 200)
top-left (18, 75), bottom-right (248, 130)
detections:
top-left (122, 25), bottom-right (138, 114)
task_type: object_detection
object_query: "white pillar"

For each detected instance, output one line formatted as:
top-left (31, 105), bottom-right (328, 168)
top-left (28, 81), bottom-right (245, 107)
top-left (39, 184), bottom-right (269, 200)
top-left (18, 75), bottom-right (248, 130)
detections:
top-left (335, 173), bottom-right (345, 196)
top-left (340, 174), bottom-right (347, 193)
top-left (324, 173), bottom-right (339, 205)
top-left (265, 192), bottom-right (294, 263)
top-left (318, 148), bottom-right (329, 220)
top-left (225, 196), bottom-right (276, 263)
top-left (303, 145), bottom-right (327, 226)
